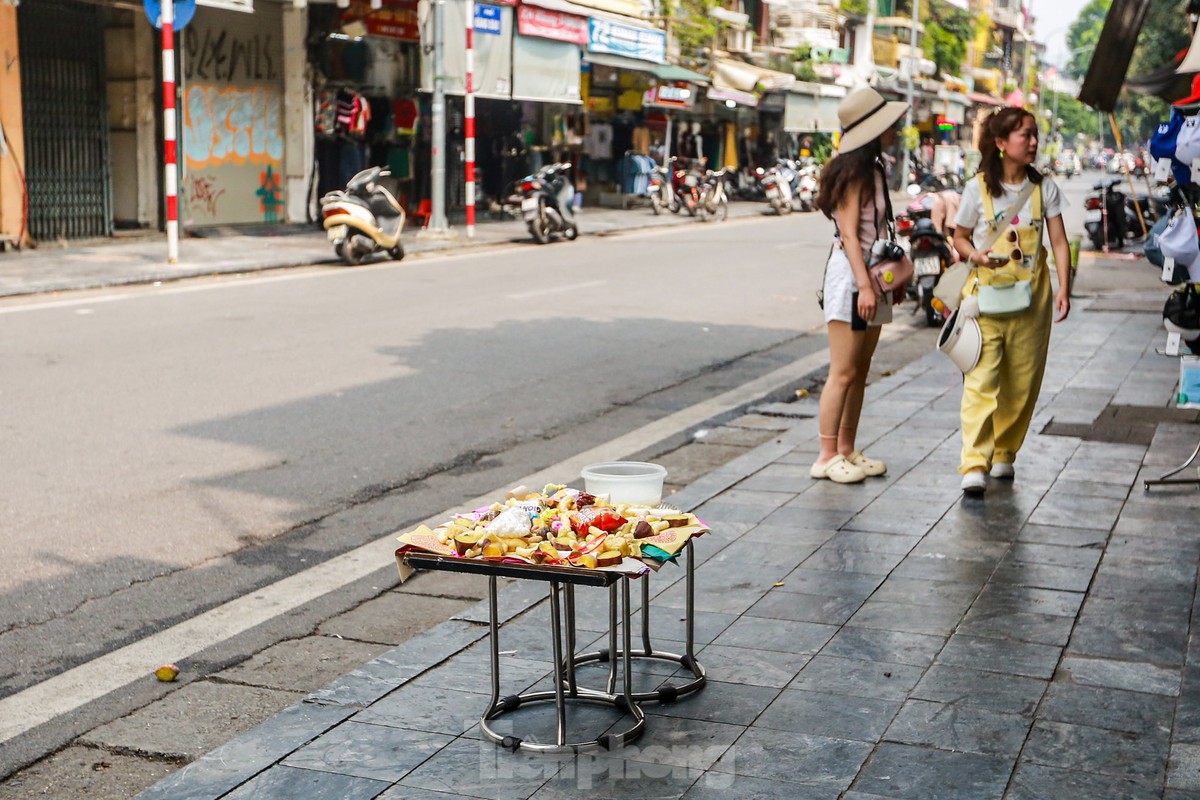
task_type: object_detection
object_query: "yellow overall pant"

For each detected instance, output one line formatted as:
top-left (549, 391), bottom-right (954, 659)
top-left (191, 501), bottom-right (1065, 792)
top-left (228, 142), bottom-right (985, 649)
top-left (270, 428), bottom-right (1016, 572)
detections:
top-left (959, 181), bottom-right (1053, 474)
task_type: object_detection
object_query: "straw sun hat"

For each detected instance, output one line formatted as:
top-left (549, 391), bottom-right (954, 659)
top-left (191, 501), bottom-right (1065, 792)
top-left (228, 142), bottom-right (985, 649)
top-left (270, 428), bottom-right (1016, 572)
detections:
top-left (837, 86), bottom-right (908, 154)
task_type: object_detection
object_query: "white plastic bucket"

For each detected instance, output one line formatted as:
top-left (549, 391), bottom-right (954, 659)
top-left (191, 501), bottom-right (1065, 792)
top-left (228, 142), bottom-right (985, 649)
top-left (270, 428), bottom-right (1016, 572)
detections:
top-left (580, 461), bottom-right (668, 505)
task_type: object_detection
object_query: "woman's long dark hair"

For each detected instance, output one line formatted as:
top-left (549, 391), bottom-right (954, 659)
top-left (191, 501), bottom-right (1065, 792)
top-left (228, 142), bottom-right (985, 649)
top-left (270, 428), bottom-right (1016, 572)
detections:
top-left (978, 107), bottom-right (1042, 198)
top-left (816, 140), bottom-right (881, 219)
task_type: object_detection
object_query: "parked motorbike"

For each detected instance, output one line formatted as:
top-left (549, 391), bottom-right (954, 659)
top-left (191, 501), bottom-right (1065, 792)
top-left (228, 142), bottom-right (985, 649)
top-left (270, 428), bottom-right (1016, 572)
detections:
top-left (518, 162), bottom-right (579, 244)
top-left (735, 167), bottom-right (768, 201)
top-left (671, 158), bottom-right (705, 216)
top-left (1083, 178), bottom-right (1164, 251)
top-left (320, 166), bottom-right (406, 266)
top-left (762, 160), bottom-right (798, 214)
top-left (906, 217), bottom-right (953, 326)
top-left (647, 160), bottom-right (678, 215)
top-left (796, 162), bottom-right (819, 213)
top-left (697, 168), bottom-right (729, 222)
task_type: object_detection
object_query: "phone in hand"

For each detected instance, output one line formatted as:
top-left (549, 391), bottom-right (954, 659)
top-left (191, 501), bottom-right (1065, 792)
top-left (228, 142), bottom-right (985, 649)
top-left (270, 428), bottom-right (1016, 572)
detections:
top-left (850, 291), bottom-right (868, 331)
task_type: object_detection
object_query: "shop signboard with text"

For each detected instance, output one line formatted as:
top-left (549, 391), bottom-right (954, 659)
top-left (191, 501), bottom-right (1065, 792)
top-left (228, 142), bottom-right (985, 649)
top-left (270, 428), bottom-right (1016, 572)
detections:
top-left (475, 4), bottom-right (502, 34)
top-left (343, 0), bottom-right (420, 41)
top-left (587, 17), bottom-right (665, 64)
top-left (642, 83), bottom-right (693, 108)
top-left (517, 5), bottom-right (587, 44)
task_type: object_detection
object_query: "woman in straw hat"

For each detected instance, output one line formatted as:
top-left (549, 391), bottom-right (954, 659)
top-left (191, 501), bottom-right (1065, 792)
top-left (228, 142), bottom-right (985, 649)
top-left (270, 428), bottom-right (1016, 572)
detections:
top-left (951, 106), bottom-right (1071, 495)
top-left (811, 86), bottom-right (908, 484)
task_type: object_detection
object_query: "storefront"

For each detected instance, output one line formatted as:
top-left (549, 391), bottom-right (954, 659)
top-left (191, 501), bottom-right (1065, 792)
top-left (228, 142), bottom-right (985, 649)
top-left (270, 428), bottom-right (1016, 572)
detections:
top-left (577, 14), bottom-right (666, 205)
top-left (310, 1), bottom-right (423, 215)
top-left (181, 2), bottom-right (288, 227)
top-left (709, 58), bottom-right (796, 171)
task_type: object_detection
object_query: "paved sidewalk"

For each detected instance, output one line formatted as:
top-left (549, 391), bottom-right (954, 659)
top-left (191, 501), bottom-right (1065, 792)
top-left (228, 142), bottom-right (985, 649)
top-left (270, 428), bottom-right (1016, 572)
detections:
top-left (0, 202), bottom-right (770, 298)
top-left (127, 284), bottom-right (1200, 799)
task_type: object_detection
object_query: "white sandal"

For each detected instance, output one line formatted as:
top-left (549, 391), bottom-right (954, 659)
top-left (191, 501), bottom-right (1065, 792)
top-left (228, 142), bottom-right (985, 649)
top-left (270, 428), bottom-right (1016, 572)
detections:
top-left (810, 454), bottom-right (867, 484)
top-left (848, 450), bottom-right (887, 477)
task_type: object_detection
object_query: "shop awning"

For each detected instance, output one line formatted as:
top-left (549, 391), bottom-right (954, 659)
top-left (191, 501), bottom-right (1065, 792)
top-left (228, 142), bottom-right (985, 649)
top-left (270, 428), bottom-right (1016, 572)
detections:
top-left (706, 85), bottom-right (758, 107)
top-left (654, 64), bottom-right (711, 85)
top-left (966, 91), bottom-right (1004, 106)
top-left (780, 81), bottom-right (845, 132)
top-left (783, 94), bottom-right (841, 132)
top-left (419, 0), bottom-right (513, 98)
top-left (712, 58), bottom-right (795, 94)
top-left (513, 34), bottom-right (582, 104)
top-left (584, 51), bottom-right (658, 74)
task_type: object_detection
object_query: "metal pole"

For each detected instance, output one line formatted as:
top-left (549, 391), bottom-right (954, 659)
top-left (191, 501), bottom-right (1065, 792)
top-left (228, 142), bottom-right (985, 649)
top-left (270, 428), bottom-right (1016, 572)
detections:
top-left (464, 0), bottom-right (475, 238)
top-left (900, 0), bottom-right (919, 190)
top-left (162, 0), bottom-right (179, 264)
top-left (429, 0), bottom-right (448, 232)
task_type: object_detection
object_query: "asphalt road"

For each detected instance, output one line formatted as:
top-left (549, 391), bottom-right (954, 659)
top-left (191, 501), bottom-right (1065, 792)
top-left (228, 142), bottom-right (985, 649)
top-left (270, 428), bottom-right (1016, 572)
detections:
top-left (0, 209), bottom-right (843, 700)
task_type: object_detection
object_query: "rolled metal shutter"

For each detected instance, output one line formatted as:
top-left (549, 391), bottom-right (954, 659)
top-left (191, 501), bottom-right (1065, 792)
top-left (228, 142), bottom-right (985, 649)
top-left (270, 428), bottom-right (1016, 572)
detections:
top-left (19, 0), bottom-right (113, 241)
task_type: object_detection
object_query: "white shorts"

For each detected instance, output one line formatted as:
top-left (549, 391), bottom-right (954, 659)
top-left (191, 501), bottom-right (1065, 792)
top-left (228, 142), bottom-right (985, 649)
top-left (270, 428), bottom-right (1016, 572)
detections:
top-left (823, 249), bottom-right (891, 326)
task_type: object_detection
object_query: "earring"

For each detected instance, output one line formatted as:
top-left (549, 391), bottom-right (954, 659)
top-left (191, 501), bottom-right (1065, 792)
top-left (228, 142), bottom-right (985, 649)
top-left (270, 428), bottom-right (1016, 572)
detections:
top-left (999, 150), bottom-right (1005, 160)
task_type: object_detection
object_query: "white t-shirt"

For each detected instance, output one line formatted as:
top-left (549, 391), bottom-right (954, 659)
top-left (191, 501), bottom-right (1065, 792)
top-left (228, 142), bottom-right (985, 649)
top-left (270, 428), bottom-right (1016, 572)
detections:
top-left (954, 174), bottom-right (1065, 245)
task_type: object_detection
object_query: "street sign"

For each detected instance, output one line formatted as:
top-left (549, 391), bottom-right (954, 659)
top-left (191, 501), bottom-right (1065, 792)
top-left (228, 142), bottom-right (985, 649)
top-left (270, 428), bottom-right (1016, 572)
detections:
top-left (144, 0), bottom-right (196, 29)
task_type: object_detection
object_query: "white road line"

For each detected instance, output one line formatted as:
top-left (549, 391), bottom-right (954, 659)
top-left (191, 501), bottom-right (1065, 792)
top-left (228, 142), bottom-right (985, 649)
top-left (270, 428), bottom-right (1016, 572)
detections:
top-left (505, 280), bottom-right (606, 300)
top-left (0, 345), bottom-right (829, 746)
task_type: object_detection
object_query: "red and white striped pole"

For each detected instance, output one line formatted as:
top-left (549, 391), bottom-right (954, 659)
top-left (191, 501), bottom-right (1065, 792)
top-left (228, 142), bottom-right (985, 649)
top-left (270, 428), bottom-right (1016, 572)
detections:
top-left (464, 0), bottom-right (476, 239)
top-left (162, 0), bottom-right (179, 263)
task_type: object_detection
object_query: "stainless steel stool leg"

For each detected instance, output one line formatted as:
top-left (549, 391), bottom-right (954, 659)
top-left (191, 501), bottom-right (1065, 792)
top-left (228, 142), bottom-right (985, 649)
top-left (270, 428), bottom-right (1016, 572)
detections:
top-left (1145, 438), bottom-right (1200, 489)
top-left (569, 540), bottom-right (706, 702)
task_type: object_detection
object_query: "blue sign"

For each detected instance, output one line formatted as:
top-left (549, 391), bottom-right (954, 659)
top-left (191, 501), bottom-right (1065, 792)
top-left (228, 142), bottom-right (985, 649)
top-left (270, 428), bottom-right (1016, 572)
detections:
top-left (474, 5), bottom-right (502, 35)
top-left (587, 18), bottom-right (666, 64)
top-left (144, 0), bottom-right (197, 30)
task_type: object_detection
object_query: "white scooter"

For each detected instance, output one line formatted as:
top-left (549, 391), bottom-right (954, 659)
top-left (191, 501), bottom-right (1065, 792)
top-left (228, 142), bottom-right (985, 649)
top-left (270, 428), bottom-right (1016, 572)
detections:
top-left (320, 167), bottom-right (406, 266)
top-left (763, 160), bottom-right (799, 215)
top-left (797, 163), bottom-right (820, 212)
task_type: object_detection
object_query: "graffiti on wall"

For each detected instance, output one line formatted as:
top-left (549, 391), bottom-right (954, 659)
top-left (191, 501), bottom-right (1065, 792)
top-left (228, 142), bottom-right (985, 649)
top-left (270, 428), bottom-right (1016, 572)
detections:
top-left (183, 27), bottom-right (278, 82)
top-left (256, 165), bottom-right (283, 222)
top-left (185, 174), bottom-right (225, 218)
top-left (183, 85), bottom-right (284, 170)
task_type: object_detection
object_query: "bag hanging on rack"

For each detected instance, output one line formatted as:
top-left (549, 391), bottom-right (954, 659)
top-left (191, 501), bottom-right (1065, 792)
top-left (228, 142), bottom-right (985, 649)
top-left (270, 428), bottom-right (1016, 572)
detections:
top-left (1159, 208), bottom-right (1200, 269)
top-left (1164, 283), bottom-right (1200, 337)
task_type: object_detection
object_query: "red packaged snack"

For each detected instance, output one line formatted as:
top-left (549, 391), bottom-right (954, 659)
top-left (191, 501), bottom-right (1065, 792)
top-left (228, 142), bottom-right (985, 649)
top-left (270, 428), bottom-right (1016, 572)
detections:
top-left (570, 506), bottom-right (627, 534)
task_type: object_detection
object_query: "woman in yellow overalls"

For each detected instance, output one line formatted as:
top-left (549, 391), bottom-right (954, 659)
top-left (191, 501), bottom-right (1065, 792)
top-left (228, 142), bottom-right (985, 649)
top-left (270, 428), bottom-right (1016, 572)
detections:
top-left (951, 108), bottom-right (1072, 495)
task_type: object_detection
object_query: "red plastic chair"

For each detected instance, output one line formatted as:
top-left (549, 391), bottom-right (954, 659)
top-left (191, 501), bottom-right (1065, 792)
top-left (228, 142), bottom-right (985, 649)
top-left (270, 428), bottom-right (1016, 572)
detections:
top-left (410, 199), bottom-right (431, 228)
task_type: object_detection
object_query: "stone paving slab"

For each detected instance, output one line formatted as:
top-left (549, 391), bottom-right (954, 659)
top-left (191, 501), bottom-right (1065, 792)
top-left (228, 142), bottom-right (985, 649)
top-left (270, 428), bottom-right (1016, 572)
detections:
top-left (131, 302), bottom-right (1200, 799)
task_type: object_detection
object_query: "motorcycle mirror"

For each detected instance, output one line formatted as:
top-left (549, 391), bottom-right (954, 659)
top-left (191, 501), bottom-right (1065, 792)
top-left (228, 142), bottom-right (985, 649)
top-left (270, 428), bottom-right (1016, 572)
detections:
top-left (906, 184), bottom-right (921, 196)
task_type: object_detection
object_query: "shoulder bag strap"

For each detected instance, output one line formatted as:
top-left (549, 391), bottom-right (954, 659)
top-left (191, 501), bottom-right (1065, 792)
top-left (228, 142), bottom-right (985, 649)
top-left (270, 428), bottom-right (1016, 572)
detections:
top-left (977, 176), bottom-right (1038, 252)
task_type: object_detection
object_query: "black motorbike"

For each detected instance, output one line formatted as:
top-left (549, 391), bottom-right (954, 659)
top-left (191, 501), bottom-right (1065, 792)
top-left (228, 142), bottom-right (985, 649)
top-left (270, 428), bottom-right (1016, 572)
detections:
top-left (517, 163), bottom-right (578, 244)
top-left (1083, 178), bottom-right (1166, 251)
top-left (906, 218), bottom-right (954, 326)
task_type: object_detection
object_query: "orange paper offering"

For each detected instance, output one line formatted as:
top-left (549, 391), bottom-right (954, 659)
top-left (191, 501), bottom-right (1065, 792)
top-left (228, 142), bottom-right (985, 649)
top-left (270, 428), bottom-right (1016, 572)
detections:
top-left (396, 484), bottom-right (708, 572)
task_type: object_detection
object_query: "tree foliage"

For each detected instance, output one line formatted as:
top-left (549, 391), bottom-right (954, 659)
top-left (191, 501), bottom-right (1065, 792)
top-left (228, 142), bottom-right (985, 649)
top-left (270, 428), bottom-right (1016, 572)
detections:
top-left (1063, 0), bottom-right (1191, 146)
top-left (1065, 0), bottom-right (1109, 81)
top-left (923, 1), bottom-right (974, 77)
top-left (663, 0), bottom-right (720, 67)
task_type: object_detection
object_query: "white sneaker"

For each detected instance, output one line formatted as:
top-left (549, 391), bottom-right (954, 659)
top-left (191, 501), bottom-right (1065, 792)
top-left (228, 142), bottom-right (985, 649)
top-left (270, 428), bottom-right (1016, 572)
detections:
top-left (961, 470), bottom-right (988, 495)
top-left (990, 462), bottom-right (1015, 480)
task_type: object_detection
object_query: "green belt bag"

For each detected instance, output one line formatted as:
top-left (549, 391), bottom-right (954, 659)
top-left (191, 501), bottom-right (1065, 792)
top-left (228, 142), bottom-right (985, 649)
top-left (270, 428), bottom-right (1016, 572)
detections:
top-left (977, 271), bottom-right (1032, 316)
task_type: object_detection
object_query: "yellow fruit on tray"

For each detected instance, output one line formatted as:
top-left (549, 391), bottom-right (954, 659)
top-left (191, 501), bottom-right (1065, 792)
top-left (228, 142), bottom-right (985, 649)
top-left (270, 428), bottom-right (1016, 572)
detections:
top-left (595, 550), bottom-right (623, 567)
top-left (454, 531), bottom-right (484, 555)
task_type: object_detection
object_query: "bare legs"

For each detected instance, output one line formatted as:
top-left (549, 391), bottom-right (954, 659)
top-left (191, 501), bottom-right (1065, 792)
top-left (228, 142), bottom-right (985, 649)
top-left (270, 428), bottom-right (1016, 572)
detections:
top-left (817, 321), bottom-right (882, 465)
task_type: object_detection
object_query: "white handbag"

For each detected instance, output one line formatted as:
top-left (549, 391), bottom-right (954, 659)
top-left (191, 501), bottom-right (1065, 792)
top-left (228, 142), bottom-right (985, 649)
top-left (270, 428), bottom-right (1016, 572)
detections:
top-left (1160, 209), bottom-right (1200, 268)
